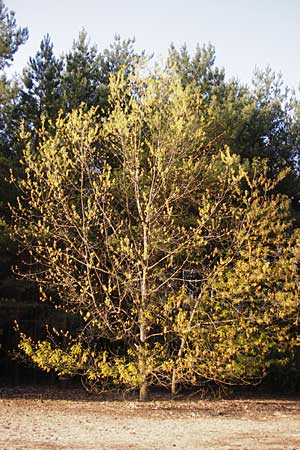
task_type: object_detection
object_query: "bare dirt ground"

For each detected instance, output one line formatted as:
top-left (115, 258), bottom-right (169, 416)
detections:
top-left (0, 386), bottom-right (300, 450)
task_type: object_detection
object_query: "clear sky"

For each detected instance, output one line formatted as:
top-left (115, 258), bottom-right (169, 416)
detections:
top-left (6, 0), bottom-right (300, 90)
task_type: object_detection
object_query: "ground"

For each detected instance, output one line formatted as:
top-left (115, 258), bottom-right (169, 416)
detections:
top-left (0, 386), bottom-right (300, 449)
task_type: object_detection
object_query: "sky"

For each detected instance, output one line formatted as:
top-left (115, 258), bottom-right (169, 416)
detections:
top-left (6, 0), bottom-right (300, 90)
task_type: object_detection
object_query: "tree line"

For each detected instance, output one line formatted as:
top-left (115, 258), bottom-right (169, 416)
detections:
top-left (1, 1), bottom-right (300, 400)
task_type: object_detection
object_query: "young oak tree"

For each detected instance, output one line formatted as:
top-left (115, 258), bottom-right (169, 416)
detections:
top-left (11, 66), bottom-right (300, 399)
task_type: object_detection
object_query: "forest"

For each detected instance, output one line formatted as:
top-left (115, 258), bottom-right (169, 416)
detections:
top-left (1, 0), bottom-right (300, 401)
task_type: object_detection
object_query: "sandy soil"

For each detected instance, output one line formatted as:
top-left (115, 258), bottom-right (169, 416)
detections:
top-left (0, 387), bottom-right (300, 449)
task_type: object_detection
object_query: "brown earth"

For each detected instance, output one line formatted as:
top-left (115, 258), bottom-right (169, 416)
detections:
top-left (0, 386), bottom-right (300, 449)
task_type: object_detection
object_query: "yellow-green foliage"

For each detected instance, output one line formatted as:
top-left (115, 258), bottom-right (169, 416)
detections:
top-left (11, 65), bottom-right (300, 396)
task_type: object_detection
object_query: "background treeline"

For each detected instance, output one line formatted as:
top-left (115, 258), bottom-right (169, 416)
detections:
top-left (1, 0), bottom-right (300, 397)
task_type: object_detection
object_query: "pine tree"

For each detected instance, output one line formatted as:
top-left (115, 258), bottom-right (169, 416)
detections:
top-left (0, 0), bottom-right (28, 70)
top-left (20, 34), bottom-right (63, 132)
top-left (0, 0), bottom-right (27, 283)
top-left (61, 29), bottom-right (106, 111)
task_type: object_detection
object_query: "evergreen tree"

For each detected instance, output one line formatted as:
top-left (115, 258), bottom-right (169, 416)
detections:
top-left (167, 42), bottom-right (225, 101)
top-left (61, 29), bottom-right (106, 111)
top-left (61, 32), bottom-right (147, 113)
top-left (0, 0), bottom-right (28, 158)
top-left (20, 34), bottom-right (63, 132)
top-left (168, 43), bottom-right (300, 203)
top-left (0, 0), bottom-right (28, 70)
top-left (250, 68), bottom-right (300, 199)
top-left (0, 0), bottom-right (27, 282)
top-left (100, 34), bottom-right (147, 84)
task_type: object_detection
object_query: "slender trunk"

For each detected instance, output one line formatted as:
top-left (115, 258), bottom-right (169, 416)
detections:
top-left (171, 336), bottom-right (186, 396)
top-left (139, 382), bottom-right (148, 402)
top-left (139, 223), bottom-right (149, 401)
top-left (139, 320), bottom-right (148, 401)
top-left (135, 161), bottom-right (150, 400)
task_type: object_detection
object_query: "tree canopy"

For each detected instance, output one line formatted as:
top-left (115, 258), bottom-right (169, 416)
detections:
top-left (2, 0), bottom-right (300, 397)
top-left (12, 67), bottom-right (300, 399)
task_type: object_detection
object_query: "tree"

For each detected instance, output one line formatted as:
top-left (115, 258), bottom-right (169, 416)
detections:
top-left (20, 34), bottom-right (63, 132)
top-left (168, 162), bottom-right (300, 394)
top-left (61, 32), bottom-right (148, 113)
top-left (12, 67), bottom-right (300, 400)
top-left (0, 0), bottom-right (28, 283)
top-left (209, 67), bottom-right (300, 199)
top-left (99, 34), bottom-right (147, 85)
top-left (168, 44), bottom-right (300, 205)
top-left (0, 0), bottom-right (28, 168)
top-left (0, 0), bottom-right (28, 70)
top-left (167, 42), bottom-right (225, 101)
top-left (250, 67), bottom-right (300, 200)
top-left (61, 30), bottom-right (106, 111)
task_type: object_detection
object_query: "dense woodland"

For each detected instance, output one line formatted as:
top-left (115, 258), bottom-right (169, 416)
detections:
top-left (1, 1), bottom-right (300, 400)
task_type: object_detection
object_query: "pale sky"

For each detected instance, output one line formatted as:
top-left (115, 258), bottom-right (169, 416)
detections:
top-left (6, 0), bottom-right (300, 90)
